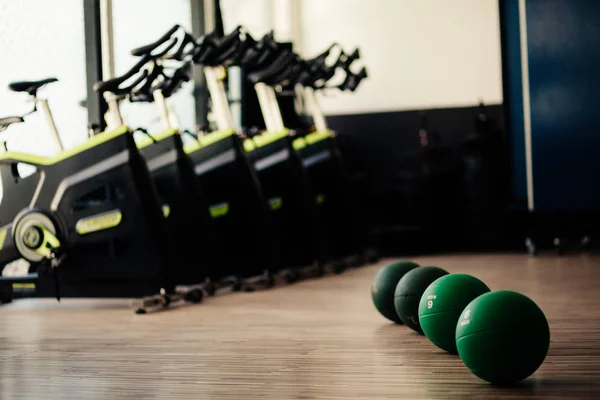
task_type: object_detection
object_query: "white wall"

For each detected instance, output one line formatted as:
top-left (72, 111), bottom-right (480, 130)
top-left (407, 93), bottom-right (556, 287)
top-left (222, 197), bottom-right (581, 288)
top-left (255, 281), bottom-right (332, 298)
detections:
top-left (296, 0), bottom-right (504, 115)
top-left (220, 0), bottom-right (274, 37)
top-left (219, 0), bottom-right (503, 115)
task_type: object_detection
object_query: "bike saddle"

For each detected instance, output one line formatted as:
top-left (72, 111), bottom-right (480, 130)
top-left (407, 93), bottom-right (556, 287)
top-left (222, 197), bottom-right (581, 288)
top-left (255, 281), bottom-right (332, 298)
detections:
top-left (8, 77), bottom-right (58, 96)
top-left (0, 116), bottom-right (24, 132)
top-left (93, 55), bottom-right (152, 96)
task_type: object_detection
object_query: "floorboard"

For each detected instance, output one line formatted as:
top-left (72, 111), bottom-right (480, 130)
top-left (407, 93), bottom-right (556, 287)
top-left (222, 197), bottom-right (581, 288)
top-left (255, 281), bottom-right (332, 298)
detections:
top-left (2, 254), bottom-right (600, 399)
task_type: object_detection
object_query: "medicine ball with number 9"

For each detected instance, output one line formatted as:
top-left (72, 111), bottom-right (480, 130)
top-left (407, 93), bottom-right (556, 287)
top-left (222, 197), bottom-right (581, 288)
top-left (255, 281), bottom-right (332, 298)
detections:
top-left (418, 274), bottom-right (490, 353)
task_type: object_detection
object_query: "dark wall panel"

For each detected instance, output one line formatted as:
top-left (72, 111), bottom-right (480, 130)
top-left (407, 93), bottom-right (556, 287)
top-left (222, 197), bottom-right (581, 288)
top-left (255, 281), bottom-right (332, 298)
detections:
top-left (324, 104), bottom-right (511, 253)
top-left (327, 105), bottom-right (505, 191)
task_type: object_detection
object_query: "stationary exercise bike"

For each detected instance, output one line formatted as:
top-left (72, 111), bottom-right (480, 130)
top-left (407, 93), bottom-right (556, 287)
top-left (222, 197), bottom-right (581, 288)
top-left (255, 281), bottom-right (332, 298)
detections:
top-left (93, 30), bottom-right (226, 310)
top-left (285, 43), bottom-right (372, 266)
top-left (241, 36), bottom-right (373, 270)
top-left (0, 74), bottom-right (177, 305)
top-left (238, 34), bottom-right (330, 276)
top-left (133, 26), bottom-right (282, 290)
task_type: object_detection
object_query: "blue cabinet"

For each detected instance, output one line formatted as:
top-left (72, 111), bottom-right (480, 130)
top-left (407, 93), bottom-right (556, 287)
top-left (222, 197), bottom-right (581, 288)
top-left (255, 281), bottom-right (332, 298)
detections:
top-left (504, 0), bottom-right (600, 212)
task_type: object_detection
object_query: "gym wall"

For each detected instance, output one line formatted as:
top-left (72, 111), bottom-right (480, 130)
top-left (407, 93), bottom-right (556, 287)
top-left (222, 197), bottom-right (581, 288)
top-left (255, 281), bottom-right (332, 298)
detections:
top-left (218, 0), bottom-right (508, 251)
top-left (220, 0), bottom-right (503, 113)
top-left (291, 0), bottom-right (506, 181)
top-left (296, 0), bottom-right (503, 115)
top-left (292, 0), bottom-right (506, 170)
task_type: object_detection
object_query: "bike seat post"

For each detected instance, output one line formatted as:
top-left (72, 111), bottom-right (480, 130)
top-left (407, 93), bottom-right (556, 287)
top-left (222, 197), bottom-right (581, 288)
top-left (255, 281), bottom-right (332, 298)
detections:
top-left (293, 84), bottom-right (305, 116)
top-left (36, 96), bottom-right (64, 152)
top-left (152, 89), bottom-right (179, 131)
top-left (103, 92), bottom-right (125, 131)
top-left (254, 83), bottom-right (281, 133)
top-left (203, 66), bottom-right (236, 132)
top-left (303, 86), bottom-right (328, 133)
top-left (267, 85), bottom-right (285, 132)
top-left (254, 83), bottom-right (285, 133)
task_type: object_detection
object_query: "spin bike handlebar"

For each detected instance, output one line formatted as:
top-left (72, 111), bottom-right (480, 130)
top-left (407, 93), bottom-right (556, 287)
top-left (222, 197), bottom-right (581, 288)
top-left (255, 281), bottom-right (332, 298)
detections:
top-left (131, 24), bottom-right (180, 56)
top-left (191, 27), bottom-right (239, 64)
top-left (335, 48), bottom-right (360, 69)
top-left (337, 66), bottom-right (368, 92)
top-left (246, 49), bottom-right (297, 84)
top-left (0, 116), bottom-right (24, 134)
top-left (126, 58), bottom-right (193, 103)
top-left (192, 26), bottom-right (254, 67)
top-left (128, 61), bottom-right (167, 102)
top-left (243, 39), bottom-right (337, 87)
top-left (298, 46), bottom-right (363, 89)
top-left (240, 31), bottom-right (279, 69)
top-left (94, 35), bottom-right (180, 96)
top-left (297, 45), bottom-right (346, 88)
top-left (267, 56), bottom-right (307, 87)
top-left (210, 27), bottom-right (248, 65)
top-left (148, 61), bottom-right (193, 99)
top-left (93, 55), bottom-right (153, 96)
top-left (130, 24), bottom-right (195, 61)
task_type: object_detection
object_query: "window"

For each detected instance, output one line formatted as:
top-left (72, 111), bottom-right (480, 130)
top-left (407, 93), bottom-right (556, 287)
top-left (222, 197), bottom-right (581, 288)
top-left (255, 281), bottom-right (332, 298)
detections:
top-left (0, 0), bottom-right (88, 201)
top-left (0, 0), bottom-right (88, 153)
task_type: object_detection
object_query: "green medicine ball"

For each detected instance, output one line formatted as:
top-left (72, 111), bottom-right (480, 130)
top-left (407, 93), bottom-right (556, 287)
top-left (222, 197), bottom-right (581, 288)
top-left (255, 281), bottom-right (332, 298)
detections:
top-left (371, 261), bottom-right (420, 323)
top-left (418, 274), bottom-right (490, 353)
top-left (394, 266), bottom-right (448, 332)
top-left (456, 291), bottom-right (550, 384)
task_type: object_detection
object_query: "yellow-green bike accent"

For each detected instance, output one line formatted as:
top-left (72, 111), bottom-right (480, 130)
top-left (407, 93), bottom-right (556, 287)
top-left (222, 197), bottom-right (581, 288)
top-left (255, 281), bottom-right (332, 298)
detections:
top-left (245, 130), bottom-right (289, 153)
top-left (0, 228), bottom-right (7, 251)
top-left (184, 129), bottom-right (236, 154)
top-left (290, 131), bottom-right (332, 152)
top-left (162, 205), bottom-right (171, 218)
top-left (75, 210), bottom-right (123, 235)
top-left (243, 139), bottom-right (256, 152)
top-left (0, 126), bottom-right (130, 166)
top-left (136, 129), bottom-right (178, 149)
top-left (253, 130), bottom-right (289, 147)
top-left (12, 283), bottom-right (35, 290)
top-left (269, 197), bottom-right (283, 211)
top-left (29, 226), bottom-right (61, 258)
top-left (305, 130), bottom-right (332, 145)
top-left (209, 202), bottom-right (229, 218)
top-left (316, 194), bottom-right (326, 205)
top-left (292, 138), bottom-right (307, 150)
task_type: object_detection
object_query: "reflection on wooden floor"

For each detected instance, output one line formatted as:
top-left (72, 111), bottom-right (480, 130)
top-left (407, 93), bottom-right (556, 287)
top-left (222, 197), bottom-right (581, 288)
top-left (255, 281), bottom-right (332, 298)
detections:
top-left (2, 254), bottom-right (600, 399)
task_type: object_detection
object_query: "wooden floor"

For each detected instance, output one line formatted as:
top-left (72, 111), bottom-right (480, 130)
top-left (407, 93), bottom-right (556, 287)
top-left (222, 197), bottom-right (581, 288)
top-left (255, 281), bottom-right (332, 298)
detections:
top-left (2, 254), bottom-right (600, 399)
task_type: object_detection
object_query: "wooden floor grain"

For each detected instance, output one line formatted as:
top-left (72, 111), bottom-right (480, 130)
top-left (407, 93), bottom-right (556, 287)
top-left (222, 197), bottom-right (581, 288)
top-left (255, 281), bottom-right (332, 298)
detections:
top-left (2, 254), bottom-right (600, 399)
